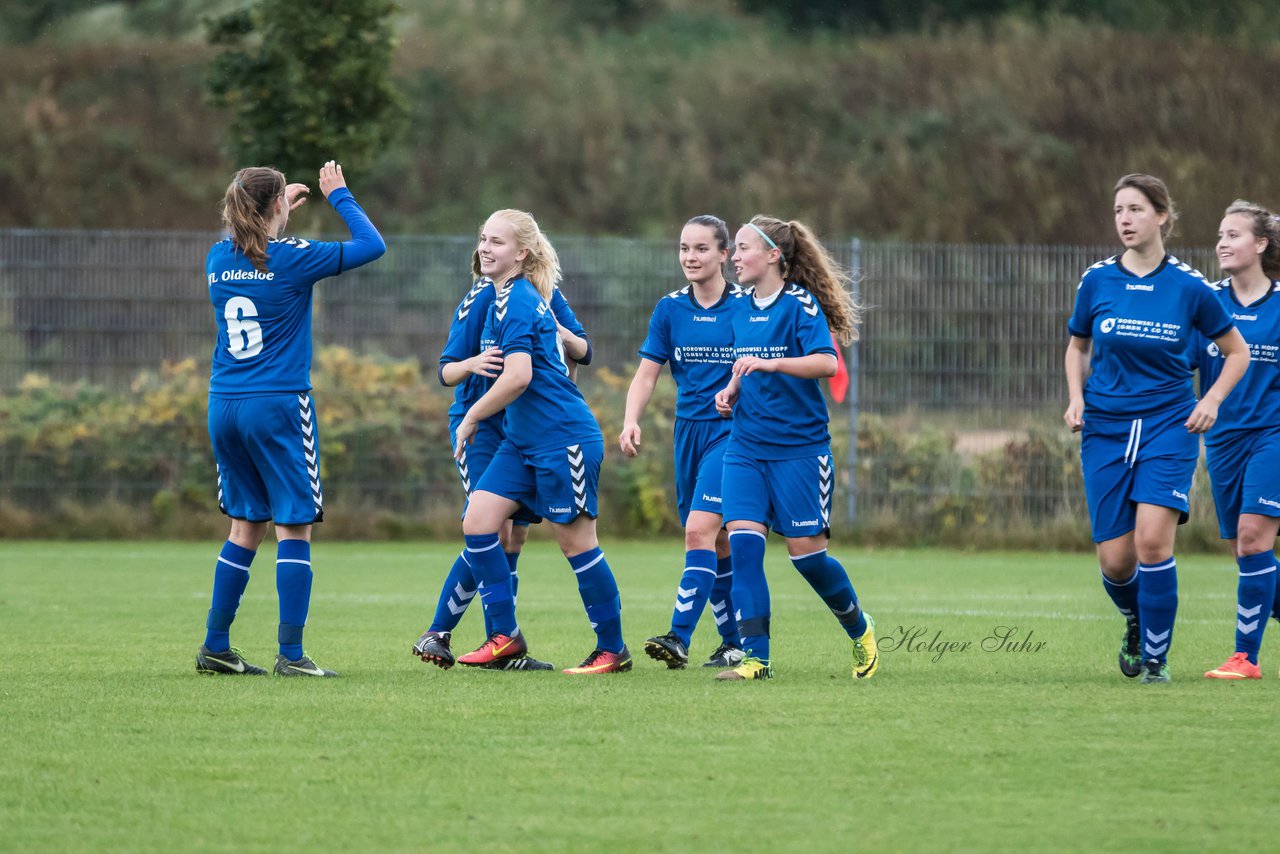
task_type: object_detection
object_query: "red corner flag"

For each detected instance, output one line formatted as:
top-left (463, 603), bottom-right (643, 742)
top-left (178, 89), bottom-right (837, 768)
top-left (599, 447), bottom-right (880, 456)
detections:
top-left (828, 331), bottom-right (849, 403)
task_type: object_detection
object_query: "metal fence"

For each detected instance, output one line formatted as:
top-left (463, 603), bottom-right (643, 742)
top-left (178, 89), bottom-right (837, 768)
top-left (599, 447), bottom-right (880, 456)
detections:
top-left (0, 229), bottom-right (1224, 538)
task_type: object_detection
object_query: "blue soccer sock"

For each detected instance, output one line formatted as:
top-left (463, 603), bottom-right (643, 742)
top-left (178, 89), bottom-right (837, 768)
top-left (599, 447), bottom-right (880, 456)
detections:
top-left (729, 529), bottom-right (770, 662)
top-left (569, 547), bottom-right (624, 653)
top-left (711, 555), bottom-right (741, 646)
top-left (1235, 551), bottom-right (1277, 664)
top-left (428, 550), bottom-right (477, 634)
top-left (466, 533), bottom-right (516, 637)
top-left (204, 541), bottom-right (256, 652)
top-left (791, 549), bottom-right (867, 639)
top-left (506, 550), bottom-right (521, 603)
top-left (276, 539), bottom-right (313, 661)
top-left (1101, 566), bottom-right (1140, 621)
top-left (1137, 557), bottom-right (1178, 665)
top-left (668, 549), bottom-right (716, 646)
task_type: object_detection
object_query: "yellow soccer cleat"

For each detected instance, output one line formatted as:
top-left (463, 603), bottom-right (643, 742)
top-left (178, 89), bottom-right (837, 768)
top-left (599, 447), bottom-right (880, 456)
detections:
top-left (715, 656), bottom-right (773, 681)
top-left (853, 614), bottom-right (879, 680)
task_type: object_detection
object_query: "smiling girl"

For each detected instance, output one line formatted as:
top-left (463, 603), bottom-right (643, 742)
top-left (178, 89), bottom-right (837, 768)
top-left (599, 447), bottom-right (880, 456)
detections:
top-left (1200, 201), bottom-right (1280, 680)
top-left (1064, 174), bottom-right (1249, 684)
top-left (412, 212), bottom-right (589, 672)
top-left (620, 215), bottom-right (745, 670)
top-left (450, 210), bottom-right (631, 675)
top-left (712, 215), bottom-right (876, 682)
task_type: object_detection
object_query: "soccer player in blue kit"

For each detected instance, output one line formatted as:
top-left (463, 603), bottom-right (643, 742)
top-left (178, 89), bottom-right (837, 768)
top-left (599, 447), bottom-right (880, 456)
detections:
top-left (195, 161), bottom-right (386, 677)
top-left (411, 216), bottom-right (590, 672)
top-left (448, 210), bottom-right (631, 675)
top-left (1200, 201), bottom-right (1280, 680)
top-left (620, 215), bottom-right (746, 670)
top-left (1064, 174), bottom-right (1248, 684)
top-left (712, 215), bottom-right (876, 682)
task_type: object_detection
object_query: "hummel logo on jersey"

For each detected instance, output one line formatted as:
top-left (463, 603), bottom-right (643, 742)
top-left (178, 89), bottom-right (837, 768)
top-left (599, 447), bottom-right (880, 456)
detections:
top-left (549, 506), bottom-right (571, 514)
top-left (692, 315), bottom-right (716, 322)
top-left (1258, 497), bottom-right (1280, 510)
top-left (791, 519), bottom-right (820, 527)
top-left (1171, 489), bottom-right (1187, 501)
top-left (1234, 313), bottom-right (1258, 321)
top-left (701, 494), bottom-right (721, 503)
top-left (749, 316), bottom-right (770, 323)
top-left (1125, 283), bottom-right (1154, 291)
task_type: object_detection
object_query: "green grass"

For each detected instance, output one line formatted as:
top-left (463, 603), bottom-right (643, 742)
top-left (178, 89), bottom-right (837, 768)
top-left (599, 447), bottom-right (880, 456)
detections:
top-left (2, 539), bottom-right (1276, 852)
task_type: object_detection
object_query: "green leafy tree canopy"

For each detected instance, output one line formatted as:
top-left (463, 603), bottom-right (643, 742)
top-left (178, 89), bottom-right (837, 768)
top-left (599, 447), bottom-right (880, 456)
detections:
top-left (205, 0), bottom-right (406, 179)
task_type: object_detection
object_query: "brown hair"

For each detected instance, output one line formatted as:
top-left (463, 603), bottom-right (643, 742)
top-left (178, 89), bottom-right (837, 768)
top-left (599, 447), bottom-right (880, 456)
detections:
top-left (1114, 173), bottom-right (1178, 240)
top-left (220, 167), bottom-right (286, 272)
top-left (471, 209), bottom-right (562, 300)
top-left (746, 214), bottom-right (861, 344)
top-left (685, 214), bottom-right (731, 251)
top-left (1223, 199), bottom-right (1280, 280)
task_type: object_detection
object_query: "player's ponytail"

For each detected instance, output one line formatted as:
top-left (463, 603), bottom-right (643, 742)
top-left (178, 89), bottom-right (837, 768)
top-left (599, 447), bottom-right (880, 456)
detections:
top-left (747, 214), bottom-right (861, 345)
top-left (221, 167), bottom-right (286, 273)
top-left (1224, 199), bottom-right (1280, 280)
top-left (473, 209), bottom-right (562, 301)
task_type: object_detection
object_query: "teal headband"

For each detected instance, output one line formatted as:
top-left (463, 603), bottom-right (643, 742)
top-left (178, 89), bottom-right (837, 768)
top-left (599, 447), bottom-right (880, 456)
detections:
top-left (747, 222), bottom-right (785, 263)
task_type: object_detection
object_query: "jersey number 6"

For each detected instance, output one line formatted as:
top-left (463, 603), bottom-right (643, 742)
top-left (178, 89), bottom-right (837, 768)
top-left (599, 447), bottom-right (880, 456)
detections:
top-left (225, 296), bottom-right (263, 359)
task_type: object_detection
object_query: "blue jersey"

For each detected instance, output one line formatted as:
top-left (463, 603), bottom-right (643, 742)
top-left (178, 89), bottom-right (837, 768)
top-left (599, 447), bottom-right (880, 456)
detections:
top-left (480, 278), bottom-right (601, 453)
top-left (1067, 254), bottom-right (1233, 420)
top-left (726, 284), bottom-right (837, 460)
top-left (638, 282), bottom-right (742, 421)
top-left (1199, 278), bottom-right (1280, 442)
top-left (208, 187), bottom-right (385, 397)
top-left (439, 280), bottom-right (588, 424)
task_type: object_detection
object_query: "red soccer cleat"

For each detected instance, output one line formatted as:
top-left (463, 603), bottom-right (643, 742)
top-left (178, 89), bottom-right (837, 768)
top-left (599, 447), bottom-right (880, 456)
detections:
top-left (1204, 652), bottom-right (1262, 680)
top-left (457, 632), bottom-right (528, 667)
top-left (563, 647), bottom-right (633, 675)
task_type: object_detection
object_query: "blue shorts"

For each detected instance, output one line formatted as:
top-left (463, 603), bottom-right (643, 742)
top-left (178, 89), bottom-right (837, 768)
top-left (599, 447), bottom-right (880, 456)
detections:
top-left (1206, 426), bottom-right (1280, 539)
top-left (209, 393), bottom-right (323, 526)
top-left (1080, 404), bottom-right (1198, 543)
top-left (474, 439), bottom-right (603, 524)
top-left (721, 450), bottom-right (833, 538)
top-left (450, 416), bottom-right (540, 526)
top-left (673, 417), bottom-right (731, 525)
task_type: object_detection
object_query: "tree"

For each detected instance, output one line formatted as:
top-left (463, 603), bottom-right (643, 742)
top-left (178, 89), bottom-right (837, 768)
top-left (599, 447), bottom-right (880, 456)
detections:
top-left (205, 0), bottom-right (406, 179)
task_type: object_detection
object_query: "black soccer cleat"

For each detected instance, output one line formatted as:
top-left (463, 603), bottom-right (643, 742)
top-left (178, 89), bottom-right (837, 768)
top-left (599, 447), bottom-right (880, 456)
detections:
top-left (1119, 616), bottom-right (1142, 678)
top-left (702, 641), bottom-right (746, 669)
top-left (644, 632), bottom-right (689, 669)
top-left (196, 645), bottom-right (268, 675)
top-left (413, 630), bottom-right (456, 670)
top-left (274, 653), bottom-right (338, 678)
top-left (483, 655), bottom-right (556, 672)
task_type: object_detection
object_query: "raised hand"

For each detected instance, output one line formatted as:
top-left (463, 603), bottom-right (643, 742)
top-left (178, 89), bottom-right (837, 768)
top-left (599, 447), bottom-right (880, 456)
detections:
top-left (318, 161), bottom-right (347, 198)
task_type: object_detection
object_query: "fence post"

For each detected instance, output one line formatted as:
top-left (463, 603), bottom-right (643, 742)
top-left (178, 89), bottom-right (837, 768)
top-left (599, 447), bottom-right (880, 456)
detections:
top-left (846, 236), bottom-right (862, 528)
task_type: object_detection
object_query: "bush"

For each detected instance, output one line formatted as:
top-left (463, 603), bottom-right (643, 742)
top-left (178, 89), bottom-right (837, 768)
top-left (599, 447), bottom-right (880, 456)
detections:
top-left (0, 350), bottom-right (1224, 549)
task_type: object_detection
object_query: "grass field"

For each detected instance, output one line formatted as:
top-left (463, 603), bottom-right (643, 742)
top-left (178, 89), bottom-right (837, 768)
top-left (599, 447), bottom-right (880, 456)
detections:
top-left (3, 539), bottom-right (1277, 852)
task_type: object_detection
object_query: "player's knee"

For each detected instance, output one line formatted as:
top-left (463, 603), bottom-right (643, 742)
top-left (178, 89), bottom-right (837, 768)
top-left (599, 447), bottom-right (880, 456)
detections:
top-left (684, 523), bottom-right (718, 552)
top-left (1236, 521), bottom-right (1275, 556)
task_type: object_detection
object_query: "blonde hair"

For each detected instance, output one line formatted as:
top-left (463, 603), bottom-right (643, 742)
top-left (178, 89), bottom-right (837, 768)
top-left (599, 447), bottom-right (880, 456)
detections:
top-left (471, 209), bottom-right (562, 301)
top-left (220, 167), bottom-right (285, 273)
top-left (1224, 199), bottom-right (1280, 279)
top-left (747, 214), bottom-right (861, 344)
